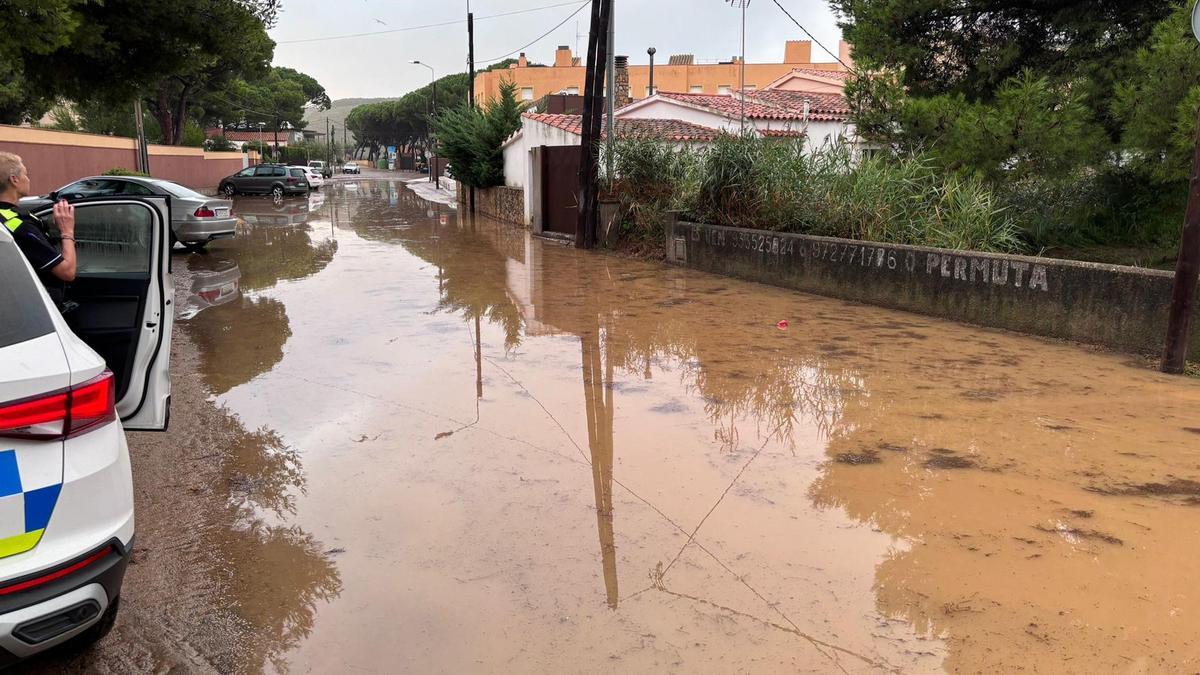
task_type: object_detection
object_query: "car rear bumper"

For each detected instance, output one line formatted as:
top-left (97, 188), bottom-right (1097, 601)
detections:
top-left (0, 537), bottom-right (131, 665)
top-left (174, 216), bottom-right (238, 243)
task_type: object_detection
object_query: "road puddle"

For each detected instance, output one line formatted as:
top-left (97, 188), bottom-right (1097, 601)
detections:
top-left (179, 180), bottom-right (1200, 672)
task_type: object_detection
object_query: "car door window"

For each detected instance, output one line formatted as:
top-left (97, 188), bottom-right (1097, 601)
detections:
top-left (236, 168), bottom-right (255, 177)
top-left (59, 179), bottom-right (124, 199)
top-left (119, 181), bottom-right (156, 196)
top-left (0, 238), bottom-right (54, 349)
top-left (272, 167), bottom-right (287, 177)
top-left (254, 166), bottom-right (275, 177)
top-left (290, 168), bottom-right (306, 178)
top-left (41, 203), bottom-right (152, 274)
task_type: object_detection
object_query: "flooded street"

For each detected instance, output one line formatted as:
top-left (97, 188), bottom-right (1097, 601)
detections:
top-left (39, 176), bottom-right (1200, 673)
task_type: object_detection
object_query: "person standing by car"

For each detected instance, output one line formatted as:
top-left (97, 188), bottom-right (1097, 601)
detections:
top-left (0, 151), bottom-right (77, 306)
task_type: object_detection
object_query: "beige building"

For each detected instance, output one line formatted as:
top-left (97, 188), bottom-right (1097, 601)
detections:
top-left (474, 40), bottom-right (852, 105)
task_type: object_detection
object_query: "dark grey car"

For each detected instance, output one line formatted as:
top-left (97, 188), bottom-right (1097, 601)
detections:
top-left (219, 164), bottom-right (309, 199)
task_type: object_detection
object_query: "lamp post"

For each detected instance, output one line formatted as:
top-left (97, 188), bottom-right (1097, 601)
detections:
top-left (411, 60), bottom-right (439, 189)
top-left (256, 121), bottom-right (265, 161)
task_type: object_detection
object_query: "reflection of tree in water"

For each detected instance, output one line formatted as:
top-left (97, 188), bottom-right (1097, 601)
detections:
top-left (349, 205), bottom-right (527, 350)
top-left (215, 414), bottom-right (342, 674)
top-left (187, 296), bottom-right (291, 396)
top-left (233, 222), bottom-right (337, 293)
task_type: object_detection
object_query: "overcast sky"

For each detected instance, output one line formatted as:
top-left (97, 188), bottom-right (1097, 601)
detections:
top-left (268, 0), bottom-right (845, 100)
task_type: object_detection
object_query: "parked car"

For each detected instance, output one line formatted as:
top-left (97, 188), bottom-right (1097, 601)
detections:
top-left (308, 160), bottom-right (332, 179)
top-left (0, 194), bottom-right (173, 664)
top-left (342, 162), bottom-right (361, 175)
top-left (296, 166), bottom-right (324, 190)
top-left (219, 164), bottom-right (309, 199)
top-left (20, 176), bottom-right (235, 251)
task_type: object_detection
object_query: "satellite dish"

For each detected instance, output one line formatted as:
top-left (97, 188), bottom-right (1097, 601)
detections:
top-left (1194, 0), bottom-right (1200, 43)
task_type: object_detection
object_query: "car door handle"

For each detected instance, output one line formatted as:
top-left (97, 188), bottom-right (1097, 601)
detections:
top-left (146, 322), bottom-right (158, 329)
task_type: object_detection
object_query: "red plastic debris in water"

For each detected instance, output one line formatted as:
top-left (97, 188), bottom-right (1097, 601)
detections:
top-left (777, 320), bottom-right (789, 330)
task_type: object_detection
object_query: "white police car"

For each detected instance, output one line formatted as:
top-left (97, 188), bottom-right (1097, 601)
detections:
top-left (0, 195), bottom-right (172, 663)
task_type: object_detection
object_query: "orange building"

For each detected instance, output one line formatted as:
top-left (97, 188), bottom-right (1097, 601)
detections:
top-left (473, 40), bottom-right (852, 105)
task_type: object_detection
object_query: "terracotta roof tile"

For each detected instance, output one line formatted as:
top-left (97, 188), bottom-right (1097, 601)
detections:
top-left (522, 113), bottom-right (718, 141)
top-left (784, 68), bottom-right (852, 82)
top-left (655, 90), bottom-right (850, 122)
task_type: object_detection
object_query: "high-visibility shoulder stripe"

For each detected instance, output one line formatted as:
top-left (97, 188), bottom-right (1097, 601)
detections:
top-left (0, 208), bottom-right (16, 219)
top-left (3, 217), bottom-right (20, 233)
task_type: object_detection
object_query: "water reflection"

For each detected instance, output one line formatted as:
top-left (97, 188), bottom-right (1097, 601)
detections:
top-left (179, 254), bottom-right (240, 320)
top-left (386, 208), bottom-right (1200, 670)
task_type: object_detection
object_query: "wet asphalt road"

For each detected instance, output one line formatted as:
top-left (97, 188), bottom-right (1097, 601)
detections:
top-left (26, 175), bottom-right (1200, 673)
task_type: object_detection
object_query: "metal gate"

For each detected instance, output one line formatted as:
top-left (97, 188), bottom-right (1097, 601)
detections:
top-left (541, 145), bottom-right (580, 236)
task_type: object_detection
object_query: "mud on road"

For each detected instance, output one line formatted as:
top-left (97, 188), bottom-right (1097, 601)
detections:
top-left (20, 180), bottom-right (1200, 673)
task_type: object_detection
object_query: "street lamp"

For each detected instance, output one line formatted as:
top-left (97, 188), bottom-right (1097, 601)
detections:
top-left (256, 121), bottom-right (265, 161)
top-left (726, 0), bottom-right (751, 134)
top-left (411, 60), bottom-right (440, 189)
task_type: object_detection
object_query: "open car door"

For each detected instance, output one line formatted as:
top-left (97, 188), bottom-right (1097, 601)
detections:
top-left (33, 196), bottom-right (173, 430)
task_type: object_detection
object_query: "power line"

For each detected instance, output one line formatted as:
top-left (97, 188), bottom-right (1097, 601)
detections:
top-left (276, 1), bottom-right (584, 45)
top-left (479, 0), bottom-right (591, 64)
top-left (768, 0), bottom-right (857, 74)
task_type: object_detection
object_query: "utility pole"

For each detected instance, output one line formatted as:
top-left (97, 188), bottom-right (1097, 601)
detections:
top-left (1162, 105), bottom-right (1200, 373)
top-left (467, 1), bottom-right (476, 213)
top-left (325, 117), bottom-right (330, 167)
top-left (576, 0), bottom-right (612, 249)
top-left (727, 0), bottom-right (750, 133)
top-left (133, 99), bottom-right (149, 175)
top-left (604, 0), bottom-right (616, 183)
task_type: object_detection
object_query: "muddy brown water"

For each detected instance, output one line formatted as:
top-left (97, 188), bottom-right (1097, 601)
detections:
top-left (35, 178), bottom-right (1200, 673)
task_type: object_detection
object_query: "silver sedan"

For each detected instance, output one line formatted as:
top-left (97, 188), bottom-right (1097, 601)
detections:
top-left (21, 175), bottom-right (237, 250)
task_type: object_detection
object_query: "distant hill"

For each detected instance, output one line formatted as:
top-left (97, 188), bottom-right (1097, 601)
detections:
top-left (303, 97), bottom-right (396, 146)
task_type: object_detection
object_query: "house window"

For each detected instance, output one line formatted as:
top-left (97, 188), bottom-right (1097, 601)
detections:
top-left (689, 85), bottom-right (703, 93)
top-left (521, 87), bottom-right (535, 101)
top-left (718, 85), bottom-right (732, 95)
top-left (565, 87), bottom-right (579, 95)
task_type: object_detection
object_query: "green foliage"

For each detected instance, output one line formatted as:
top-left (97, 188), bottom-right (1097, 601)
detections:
top-left (1113, 1), bottom-right (1200, 183)
top-left (610, 135), bottom-right (1023, 253)
top-left (205, 135), bottom-right (238, 152)
top-left (434, 80), bottom-right (523, 189)
top-left (346, 73), bottom-right (469, 156)
top-left (836, 0), bottom-right (1193, 251)
top-left (47, 103), bottom-right (79, 131)
top-left (103, 168), bottom-right (149, 177)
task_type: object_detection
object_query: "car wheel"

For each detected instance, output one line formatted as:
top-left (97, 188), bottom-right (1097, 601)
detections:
top-left (221, 183), bottom-right (236, 197)
top-left (271, 185), bottom-right (284, 200)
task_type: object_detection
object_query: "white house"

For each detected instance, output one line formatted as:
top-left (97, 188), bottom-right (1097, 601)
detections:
top-left (615, 89), bottom-right (855, 152)
top-left (501, 113), bottom-right (719, 225)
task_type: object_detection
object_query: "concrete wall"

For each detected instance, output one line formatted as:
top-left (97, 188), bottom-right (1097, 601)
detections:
top-left (667, 221), bottom-right (1200, 357)
top-left (502, 117), bottom-right (580, 225)
top-left (0, 124), bottom-right (248, 194)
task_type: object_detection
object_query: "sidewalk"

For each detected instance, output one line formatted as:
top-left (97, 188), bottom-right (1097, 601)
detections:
top-left (405, 175), bottom-right (457, 207)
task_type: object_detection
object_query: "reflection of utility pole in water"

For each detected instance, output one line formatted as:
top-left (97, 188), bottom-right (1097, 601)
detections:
top-left (475, 313), bottom-right (483, 399)
top-left (581, 324), bottom-right (618, 609)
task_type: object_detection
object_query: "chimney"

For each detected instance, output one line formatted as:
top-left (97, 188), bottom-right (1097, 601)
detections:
top-left (838, 40), bottom-right (854, 70)
top-left (614, 55), bottom-right (631, 108)
top-left (555, 45), bottom-right (573, 68)
top-left (784, 40), bottom-right (812, 64)
top-left (516, 52), bottom-right (528, 68)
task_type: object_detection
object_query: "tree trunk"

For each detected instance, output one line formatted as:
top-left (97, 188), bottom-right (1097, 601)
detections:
top-left (154, 84), bottom-right (175, 145)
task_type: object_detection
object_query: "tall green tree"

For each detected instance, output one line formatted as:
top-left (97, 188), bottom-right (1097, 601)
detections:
top-left (1113, 1), bottom-right (1200, 183)
top-left (0, 0), bottom-right (86, 123)
top-left (435, 80), bottom-right (523, 188)
top-left (19, 0), bottom-right (278, 144)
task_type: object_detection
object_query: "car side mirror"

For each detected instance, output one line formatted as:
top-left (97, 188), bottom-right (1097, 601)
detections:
top-left (48, 191), bottom-right (58, 201)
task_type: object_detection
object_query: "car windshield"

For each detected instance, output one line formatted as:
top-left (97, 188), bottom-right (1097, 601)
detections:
top-left (150, 180), bottom-right (207, 200)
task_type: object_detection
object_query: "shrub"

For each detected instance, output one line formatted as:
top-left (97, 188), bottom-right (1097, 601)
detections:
top-left (434, 80), bottom-right (523, 188)
top-left (609, 133), bottom-right (1024, 253)
top-left (204, 135), bottom-right (237, 152)
top-left (103, 167), bottom-right (149, 177)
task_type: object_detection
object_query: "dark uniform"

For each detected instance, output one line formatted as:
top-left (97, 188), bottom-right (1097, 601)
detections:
top-left (0, 201), bottom-right (65, 306)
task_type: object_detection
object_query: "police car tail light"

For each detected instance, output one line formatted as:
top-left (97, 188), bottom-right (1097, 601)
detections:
top-left (0, 371), bottom-right (115, 440)
top-left (65, 371), bottom-right (116, 439)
